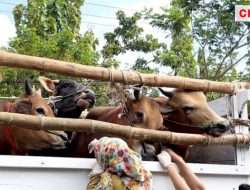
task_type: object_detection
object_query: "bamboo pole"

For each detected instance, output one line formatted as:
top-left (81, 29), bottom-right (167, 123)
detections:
top-left (0, 112), bottom-right (250, 146)
top-left (1, 51), bottom-right (250, 94)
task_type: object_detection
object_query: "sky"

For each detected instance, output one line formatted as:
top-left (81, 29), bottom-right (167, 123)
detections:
top-left (0, 0), bottom-right (247, 73)
top-left (0, 0), bottom-right (169, 46)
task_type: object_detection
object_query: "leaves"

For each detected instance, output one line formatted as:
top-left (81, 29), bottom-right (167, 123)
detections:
top-left (1, 0), bottom-right (100, 97)
top-left (101, 10), bottom-right (162, 72)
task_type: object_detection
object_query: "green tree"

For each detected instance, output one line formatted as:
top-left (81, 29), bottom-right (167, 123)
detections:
top-left (0, 0), bottom-right (100, 97)
top-left (102, 1), bottom-right (249, 81)
top-left (101, 0), bottom-right (249, 100)
top-left (102, 10), bottom-right (162, 73)
top-left (147, 0), bottom-right (249, 81)
top-left (13, 0), bottom-right (83, 37)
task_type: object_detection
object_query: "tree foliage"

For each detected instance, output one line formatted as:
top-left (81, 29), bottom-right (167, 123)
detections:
top-left (100, 0), bottom-right (249, 100)
top-left (13, 0), bottom-right (84, 37)
top-left (102, 0), bottom-right (249, 82)
top-left (102, 10), bottom-right (162, 73)
top-left (1, 0), bottom-right (250, 102)
top-left (0, 0), bottom-right (100, 97)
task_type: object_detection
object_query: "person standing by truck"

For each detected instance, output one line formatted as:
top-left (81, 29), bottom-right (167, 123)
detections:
top-left (86, 137), bottom-right (153, 190)
top-left (86, 137), bottom-right (206, 190)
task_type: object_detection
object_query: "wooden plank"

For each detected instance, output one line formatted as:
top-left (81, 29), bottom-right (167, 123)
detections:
top-left (1, 51), bottom-right (250, 94)
top-left (0, 112), bottom-right (250, 146)
top-left (187, 145), bottom-right (236, 165)
top-left (195, 97), bottom-right (236, 165)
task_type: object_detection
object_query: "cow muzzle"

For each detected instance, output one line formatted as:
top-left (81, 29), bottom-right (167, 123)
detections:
top-left (75, 89), bottom-right (95, 108)
top-left (132, 142), bottom-right (156, 161)
top-left (204, 120), bottom-right (230, 136)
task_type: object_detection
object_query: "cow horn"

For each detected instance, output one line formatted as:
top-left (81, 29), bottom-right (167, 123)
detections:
top-left (159, 88), bottom-right (173, 98)
top-left (25, 79), bottom-right (34, 95)
top-left (133, 83), bottom-right (144, 101)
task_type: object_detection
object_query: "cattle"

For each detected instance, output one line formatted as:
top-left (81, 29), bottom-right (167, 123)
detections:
top-left (38, 76), bottom-right (96, 118)
top-left (29, 76), bottom-right (96, 157)
top-left (0, 80), bottom-right (68, 155)
top-left (70, 86), bottom-right (164, 161)
top-left (154, 88), bottom-right (231, 160)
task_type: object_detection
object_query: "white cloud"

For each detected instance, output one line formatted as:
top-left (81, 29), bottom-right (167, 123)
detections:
top-left (0, 14), bottom-right (16, 48)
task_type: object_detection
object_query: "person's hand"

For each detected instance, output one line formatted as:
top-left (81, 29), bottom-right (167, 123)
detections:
top-left (157, 150), bottom-right (172, 168)
top-left (164, 148), bottom-right (184, 164)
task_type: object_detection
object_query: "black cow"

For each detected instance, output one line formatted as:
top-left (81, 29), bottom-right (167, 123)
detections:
top-left (29, 76), bottom-right (96, 157)
top-left (38, 76), bottom-right (95, 118)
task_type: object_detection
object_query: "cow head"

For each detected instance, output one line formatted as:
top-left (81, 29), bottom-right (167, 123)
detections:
top-left (124, 85), bottom-right (163, 160)
top-left (156, 88), bottom-right (230, 136)
top-left (38, 76), bottom-right (95, 118)
top-left (8, 79), bottom-right (68, 152)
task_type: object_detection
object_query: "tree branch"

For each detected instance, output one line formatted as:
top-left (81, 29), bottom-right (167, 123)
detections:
top-left (217, 53), bottom-right (248, 80)
top-left (213, 28), bottom-right (248, 80)
top-left (194, 36), bottom-right (209, 78)
top-left (236, 42), bottom-right (248, 50)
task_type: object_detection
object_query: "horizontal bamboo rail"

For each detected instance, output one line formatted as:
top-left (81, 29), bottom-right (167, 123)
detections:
top-left (1, 51), bottom-right (250, 94)
top-left (0, 112), bottom-right (250, 146)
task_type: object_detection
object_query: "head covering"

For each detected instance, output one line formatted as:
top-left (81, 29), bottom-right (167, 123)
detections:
top-left (89, 137), bottom-right (153, 190)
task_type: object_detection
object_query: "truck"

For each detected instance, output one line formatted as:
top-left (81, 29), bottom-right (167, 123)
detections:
top-left (0, 90), bottom-right (249, 190)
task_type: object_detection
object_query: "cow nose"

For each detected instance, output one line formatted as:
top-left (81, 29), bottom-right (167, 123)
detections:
top-left (84, 89), bottom-right (95, 96)
top-left (84, 89), bottom-right (96, 103)
top-left (84, 89), bottom-right (90, 93)
top-left (205, 120), bottom-right (230, 136)
top-left (217, 120), bottom-right (230, 132)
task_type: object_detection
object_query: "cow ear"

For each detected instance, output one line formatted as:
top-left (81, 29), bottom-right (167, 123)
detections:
top-left (153, 96), bottom-right (168, 108)
top-left (153, 96), bottom-right (174, 114)
top-left (125, 89), bottom-right (135, 100)
top-left (37, 76), bottom-right (56, 94)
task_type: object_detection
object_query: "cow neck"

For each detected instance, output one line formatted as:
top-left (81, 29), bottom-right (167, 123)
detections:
top-left (0, 102), bottom-right (27, 155)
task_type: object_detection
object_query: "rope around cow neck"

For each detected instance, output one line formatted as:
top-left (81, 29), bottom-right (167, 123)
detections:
top-left (163, 118), bottom-right (214, 130)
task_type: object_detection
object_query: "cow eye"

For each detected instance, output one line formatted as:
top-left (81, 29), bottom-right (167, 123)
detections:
top-left (36, 107), bottom-right (45, 115)
top-left (182, 106), bottom-right (195, 113)
top-left (63, 84), bottom-right (69, 88)
top-left (135, 111), bottom-right (144, 119)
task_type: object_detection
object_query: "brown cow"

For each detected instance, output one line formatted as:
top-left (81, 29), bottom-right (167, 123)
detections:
top-left (154, 88), bottom-right (230, 159)
top-left (71, 86), bottom-right (163, 160)
top-left (0, 80), bottom-right (68, 155)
